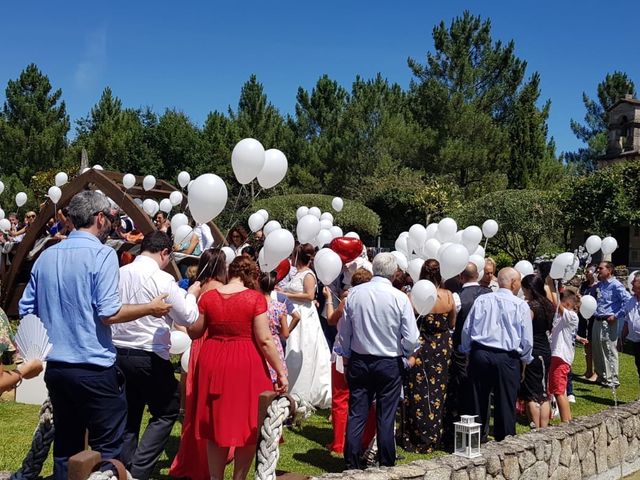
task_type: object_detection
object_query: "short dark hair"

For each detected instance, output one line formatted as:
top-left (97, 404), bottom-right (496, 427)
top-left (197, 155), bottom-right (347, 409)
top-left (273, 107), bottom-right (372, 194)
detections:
top-left (141, 231), bottom-right (172, 254)
top-left (197, 248), bottom-right (228, 284)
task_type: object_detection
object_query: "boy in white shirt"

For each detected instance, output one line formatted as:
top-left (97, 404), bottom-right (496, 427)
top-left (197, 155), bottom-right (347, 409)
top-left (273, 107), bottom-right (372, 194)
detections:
top-left (549, 290), bottom-right (581, 422)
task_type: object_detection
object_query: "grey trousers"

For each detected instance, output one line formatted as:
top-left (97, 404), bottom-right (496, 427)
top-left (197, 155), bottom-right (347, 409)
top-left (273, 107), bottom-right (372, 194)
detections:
top-left (592, 319), bottom-right (619, 386)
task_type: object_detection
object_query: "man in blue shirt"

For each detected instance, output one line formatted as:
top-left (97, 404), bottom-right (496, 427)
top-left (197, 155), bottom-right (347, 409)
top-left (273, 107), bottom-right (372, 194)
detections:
top-left (19, 191), bottom-right (172, 480)
top-left (461, 267), bottom-right (533, 441)
top-left (592, 261), bottom-right (631, 388)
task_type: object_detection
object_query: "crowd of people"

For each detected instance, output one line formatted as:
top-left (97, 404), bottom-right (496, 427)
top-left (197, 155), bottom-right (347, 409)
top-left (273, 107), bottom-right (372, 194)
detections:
top-left (3, 189), bottom-right (640, 479)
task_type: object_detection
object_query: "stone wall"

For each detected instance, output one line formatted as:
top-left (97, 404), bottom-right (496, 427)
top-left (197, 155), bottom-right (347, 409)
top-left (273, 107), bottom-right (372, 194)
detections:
top-left (314, 400), bottom-right (640, 480)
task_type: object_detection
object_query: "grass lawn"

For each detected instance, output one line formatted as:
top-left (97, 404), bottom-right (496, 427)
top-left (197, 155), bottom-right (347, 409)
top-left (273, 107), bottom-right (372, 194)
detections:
top-left (1, 344), bottom-right (639, 479)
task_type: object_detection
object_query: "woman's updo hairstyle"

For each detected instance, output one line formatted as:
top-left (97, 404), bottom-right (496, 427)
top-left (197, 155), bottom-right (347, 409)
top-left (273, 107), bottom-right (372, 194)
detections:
top-left (419, 259), bottom-right (442, 287)
top-left (228, 256), bottom-right (259, 289)
top-left (294, 243), bottom-right (315, 267)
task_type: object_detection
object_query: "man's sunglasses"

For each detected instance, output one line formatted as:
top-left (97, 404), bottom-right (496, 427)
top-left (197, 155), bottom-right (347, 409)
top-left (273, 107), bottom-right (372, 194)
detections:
top-left (94, 210), bottom-right (117, 223)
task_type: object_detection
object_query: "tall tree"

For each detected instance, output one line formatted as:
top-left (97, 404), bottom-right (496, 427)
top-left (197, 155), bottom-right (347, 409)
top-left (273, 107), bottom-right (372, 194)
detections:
top-left (0, 64), bottom-right (70, 183)
top-left (567, 71), bottom-right (636, 171)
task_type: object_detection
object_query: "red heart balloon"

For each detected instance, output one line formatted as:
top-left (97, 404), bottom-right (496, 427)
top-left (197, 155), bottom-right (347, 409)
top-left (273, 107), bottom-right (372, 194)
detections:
top-left (275, 259), bottom-right (291, 283)
top-left (330, 237), bottom-right (364, 264)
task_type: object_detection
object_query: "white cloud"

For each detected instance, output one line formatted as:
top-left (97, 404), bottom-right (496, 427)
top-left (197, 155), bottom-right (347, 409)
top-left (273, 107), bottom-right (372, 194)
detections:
top-left (74, 27), bottom-right (107, 90)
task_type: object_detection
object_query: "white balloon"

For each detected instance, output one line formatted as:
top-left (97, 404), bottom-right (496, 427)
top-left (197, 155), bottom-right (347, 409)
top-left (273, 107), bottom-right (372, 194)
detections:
top-left (170, 213), bottom-right (189, 232)
top-left (256, 209), bottom-right (269, 221)
top-left (48, 186), bottom-right (62, 204)
top-left (579, 295), bottom-right (597, 319)
top-left (629, 271), bottom-right (639, 291)
top-left (15, 192), bottom-right (27, 207)
top-left (438, 218), bottom-right (457, 243)
top-left (0, 219), bottom-right (10, 233)
top-left (181, 347), bottom-right (191, 372)
top-left (170, 191), bottom-right (183, 206)
top-left (0, 209), bottom-right (5, 220)
top-left (143, 175), bottom-right (156, 191)
top-left (93, 164), bottom-right (104, 170)
top-left (514, 260), bottom-right (534, 278)
top-left (314, 248), bottom-right (343, 284)
top-left (482, 219), bottom-right (499, 238)
top-left (585, 235), bottom-right (602, 255)
top-left (231, 138), bottom-right (266, 185)
top-left (178, 171), bottom-right (191, 188)
top-left (296, 206), bottom-right (309, 221)
top-left (308, 207), bottom-right (321, 219)
top-left (395, 234), bottom-right (409, 254)
top-left (320, 219), bottom-right (333, 230)
top-left (320, 212), bottom-right (334, 223)
top-left (391, 251), bottom-right (408, 272)
top-left (601, 236), bottom-right (618, 255)
top-left (248, 212), bottom-right (266, 233)
top-left (257, 149), bottom-right (288, 189)
top-left (55, 172), bottom-right (68, 187)
top-left (187, 180), bottom-right (194, 191)
top-left (453, 230), bottom-right (464, 244)
top-left (440, 244), bottom-right (470, 280)
top-left (409, 224), bottom-right (427, 247)
top-left (315, 229), bottom-right (334, 248)
top-left (469, 255), bottom-right (486, 276)
top-left (174, 224), bottom-right (194, 245)
top-left (82, 167), bottom-right (90, 174)
top-left (0, 181), bottom-right (5, 195)
top-left (169, 331), bottom-right (191, 355)
top-left (437, 242), bottom-right (453, 262)
top-left (143, 199), bottom-right (159, 217)
top-left (462, 226), bottom-right (483, 246)
top-left (264, 228), bottom-right (295, 265)
top-left (297, 215), bottom-right (321, 243)
top-left (159, 198), bottom-right (172, 213)
top-left (221, 246), bottom-right (235, 265)
top-left (408, 258), bottom-right (425, 283)
top-left (345, 231), bottom-right (360, 239)
top-left (474, 245), bottom-right (486, 258)
top-left (425, 223), bottom-right (438, 240)
top-left (263, 220), bottom-right (281, 237)
top-left (188, 174), bottom-right (228, 224)
top-left (332, 197), bottom-right (344, 212)
top-left (550, 252), bottom-right (579, 281)
top-left (329, 226), bottom-right (343, 239)
top-left (134, 198), bottom-right (143, 207)
top-left (423, 238), bottom-right (441, 260)
top-left (122, 173), bottom-right (136, 189)
top-left (411, 280), bottom-right (438, 315)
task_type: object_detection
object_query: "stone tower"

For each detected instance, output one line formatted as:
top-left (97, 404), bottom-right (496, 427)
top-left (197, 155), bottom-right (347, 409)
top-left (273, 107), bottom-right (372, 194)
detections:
top-left (599, 94), bottom-right (640, 167)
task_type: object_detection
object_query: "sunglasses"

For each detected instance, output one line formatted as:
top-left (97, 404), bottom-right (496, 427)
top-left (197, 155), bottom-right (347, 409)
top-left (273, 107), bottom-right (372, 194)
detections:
top-left (26, 215), bottom-right (36, 219)
top-left (94, 210), bottom-right (116, 223)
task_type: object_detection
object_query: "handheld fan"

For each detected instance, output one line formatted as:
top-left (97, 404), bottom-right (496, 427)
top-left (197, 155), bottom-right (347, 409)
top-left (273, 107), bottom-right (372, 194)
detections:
top-left (13, 314), bottom-right (52, 361)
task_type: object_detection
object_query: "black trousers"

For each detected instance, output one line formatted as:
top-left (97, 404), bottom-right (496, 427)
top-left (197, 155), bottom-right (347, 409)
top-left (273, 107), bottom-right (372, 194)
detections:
top-left (629, 341), bottom-right (640, 379)
top-left (468, 345), bottom-right (520, 442)
top-left (345, 352), bottom-right (402, 469)
top-left (45, 362), bottom-right (127, 480)
top-left (116, 348), bottom-right (181, 480)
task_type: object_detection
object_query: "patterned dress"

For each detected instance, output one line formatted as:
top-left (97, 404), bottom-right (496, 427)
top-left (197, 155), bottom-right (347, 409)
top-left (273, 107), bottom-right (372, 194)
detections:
top-left (0, 308), bottom-right (13, 356)
top-left (267, 299), bottom-right (288, 383)
top-left (400, 290), bottom-right (453, 453)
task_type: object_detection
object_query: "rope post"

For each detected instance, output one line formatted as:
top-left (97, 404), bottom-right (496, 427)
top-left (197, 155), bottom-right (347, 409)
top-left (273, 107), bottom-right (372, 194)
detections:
top-left (67, 451), bottom-right (100, 480)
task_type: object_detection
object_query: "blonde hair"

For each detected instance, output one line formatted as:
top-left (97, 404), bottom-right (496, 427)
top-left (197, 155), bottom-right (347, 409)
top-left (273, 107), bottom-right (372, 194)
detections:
top-left (186, 265), bottom-right (198, 280)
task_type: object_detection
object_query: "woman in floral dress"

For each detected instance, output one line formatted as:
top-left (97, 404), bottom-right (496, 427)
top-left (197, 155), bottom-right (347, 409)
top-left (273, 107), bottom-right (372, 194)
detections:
top-left (400, 259), bottom-right (456, 453)
top-left (260, 271), bottom-right (289, 383)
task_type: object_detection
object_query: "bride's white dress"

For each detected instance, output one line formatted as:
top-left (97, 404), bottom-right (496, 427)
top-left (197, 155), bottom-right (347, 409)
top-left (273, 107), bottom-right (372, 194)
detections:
top-left (284, 269), bottom-right (332, 409)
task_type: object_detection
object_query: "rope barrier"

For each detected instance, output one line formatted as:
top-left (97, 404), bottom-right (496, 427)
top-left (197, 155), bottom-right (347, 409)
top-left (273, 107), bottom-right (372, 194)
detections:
top-left (10, 398), bottom-right (55, 480)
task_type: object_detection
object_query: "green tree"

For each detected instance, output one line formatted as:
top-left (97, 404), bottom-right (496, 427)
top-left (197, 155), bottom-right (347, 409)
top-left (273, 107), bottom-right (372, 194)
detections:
top-left (568, 71), bottom-right (636, 171)
top-left (0, 64), bottom-right (70, 184)
top-left (155, 109), bottom-right (204, 180)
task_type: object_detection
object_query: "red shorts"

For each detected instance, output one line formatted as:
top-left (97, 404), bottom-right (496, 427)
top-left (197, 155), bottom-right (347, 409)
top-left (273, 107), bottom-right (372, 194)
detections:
top-left (548, 356), bottom-right (571, 396)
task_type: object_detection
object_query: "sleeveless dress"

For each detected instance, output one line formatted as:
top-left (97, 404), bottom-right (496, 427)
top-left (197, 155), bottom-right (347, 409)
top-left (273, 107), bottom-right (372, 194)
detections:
top-left (520, 299), bottom-right (552, 403)
top-left (194, 289), bottom-right (273, 446)
top-left (400, 289), bottom-right (453, 453)
top-left (284, 269), bottom-right (332, 409)
top-left (267, 299), bottom-right (288, 383)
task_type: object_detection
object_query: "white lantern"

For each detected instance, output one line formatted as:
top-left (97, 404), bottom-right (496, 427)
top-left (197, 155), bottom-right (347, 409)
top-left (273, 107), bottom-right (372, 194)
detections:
top-left (454, 415), bottom-right (482, 459)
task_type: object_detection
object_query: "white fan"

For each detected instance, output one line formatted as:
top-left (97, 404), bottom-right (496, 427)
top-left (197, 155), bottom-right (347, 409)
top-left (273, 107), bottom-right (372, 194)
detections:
top-left (13, 314), bottom-right (52, 361)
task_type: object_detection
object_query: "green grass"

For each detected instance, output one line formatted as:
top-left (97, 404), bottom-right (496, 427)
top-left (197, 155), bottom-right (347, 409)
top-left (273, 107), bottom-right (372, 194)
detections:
top-left (1, 344), bottom-right (638, 478)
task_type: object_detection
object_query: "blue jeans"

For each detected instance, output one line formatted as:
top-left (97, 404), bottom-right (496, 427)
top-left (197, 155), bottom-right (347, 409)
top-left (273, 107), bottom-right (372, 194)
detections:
top-left (45, 362), bottom-right (127, 480)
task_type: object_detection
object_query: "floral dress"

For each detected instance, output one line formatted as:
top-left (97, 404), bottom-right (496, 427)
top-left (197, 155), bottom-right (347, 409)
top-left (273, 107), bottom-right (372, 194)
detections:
top-left (267, 300), bottom-right (288, 383)
top-left (400, 290), bottom-right (453, 453)
top-left (0, 308), bottom-right (13, 357)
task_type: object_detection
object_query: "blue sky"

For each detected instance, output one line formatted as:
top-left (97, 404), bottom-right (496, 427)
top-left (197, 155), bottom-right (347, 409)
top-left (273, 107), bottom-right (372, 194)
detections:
top-left (1, 1), bottom-right (639, 155)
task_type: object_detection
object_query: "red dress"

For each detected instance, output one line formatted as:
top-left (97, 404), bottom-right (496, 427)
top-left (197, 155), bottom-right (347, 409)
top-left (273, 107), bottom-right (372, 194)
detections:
top-left (194, 289), bottom-right (273, 446)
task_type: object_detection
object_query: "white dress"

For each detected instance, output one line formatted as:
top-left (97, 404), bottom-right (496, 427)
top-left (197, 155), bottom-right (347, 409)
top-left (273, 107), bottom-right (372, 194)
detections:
top-left (284, 269), bottom-right (332, 408)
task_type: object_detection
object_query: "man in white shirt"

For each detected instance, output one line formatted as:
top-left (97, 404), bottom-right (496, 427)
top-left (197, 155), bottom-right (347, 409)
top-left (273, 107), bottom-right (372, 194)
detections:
top-left (338, 253), bottom-right (419, 469)
top-left (621, 272), bottom-right (640, 386)
top-left (112, 231), bottom-right (200, 480)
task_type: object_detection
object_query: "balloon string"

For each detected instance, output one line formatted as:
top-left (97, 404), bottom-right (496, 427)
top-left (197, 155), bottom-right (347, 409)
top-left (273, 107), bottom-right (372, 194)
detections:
top-left (483, 238), bottom-right (488, 251)
top-left (223, 186), bottom-right (264, 242)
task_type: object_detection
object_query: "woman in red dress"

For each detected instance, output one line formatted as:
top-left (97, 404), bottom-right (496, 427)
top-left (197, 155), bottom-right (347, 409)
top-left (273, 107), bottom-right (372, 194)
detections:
top-left (188, 256), bottom-right (288, 480)
top-left (170, 248), bottom-right (228, 480)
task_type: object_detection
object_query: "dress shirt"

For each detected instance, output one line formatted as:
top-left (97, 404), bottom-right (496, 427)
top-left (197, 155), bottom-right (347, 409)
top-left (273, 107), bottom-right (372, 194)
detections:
top-left (624, 295), bottom-right (640, 343)
top-left (594, 278), bottom-right (630, 320)
top-left (112, 255), bottom-right (198, 360)
top-left (453, 282), bottom-right (480, 313)
top-left (194, 223), bottom-right (214, 251)
top-left (19, 230), bottom-right (123, 367)
top-left (337, 276), bottom-right (419, 358)
top-left (460, 288), bottom-right (534, 363)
